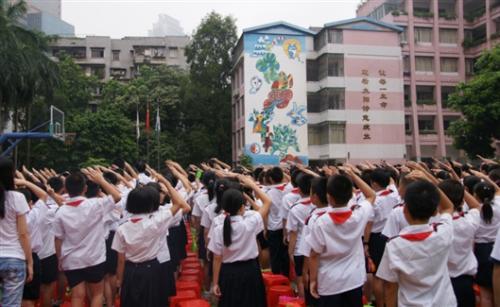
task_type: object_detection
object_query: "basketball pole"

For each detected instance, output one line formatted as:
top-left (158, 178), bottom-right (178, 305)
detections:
top-left (156, 100), bottom-right (160, 170)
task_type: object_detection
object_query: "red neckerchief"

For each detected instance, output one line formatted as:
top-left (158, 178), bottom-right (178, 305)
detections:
top-left (130, 218), bottom-right (142, 223)
top-left (453, 212), bottom-right (465, 220)
top-left (300, 198), bottom-right (312, 205)
top-left (65, 199), bottom-right (85, 207)
top-left (329, 210), bottom-right (352, 224)
top-left (291, 188), bottom-right (300, 194)
top-left (400, 231), bottom-right (433, 241)
top-left (379, 189), bottom-right (393, 196)
top-left (275, 184), bottom-right (287, 191)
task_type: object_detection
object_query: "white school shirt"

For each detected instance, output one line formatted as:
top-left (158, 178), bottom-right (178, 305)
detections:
top-left (112, 209), bottom-right (174, 263)
top-left (200, 202), bottom-right (218, 230)
top-left (137, 173), bottom-right (154, 185)
top-left (377, 213), bottom-right (457, 307)
top-left (286, 197), bottom-right (316, 256)
top-left (448, 209), bottom-right (480, 277)
top-left (307, 200), bottom-right (374, 295)
top-left (297, 206), bottom-right (331, 257)
top-left (475, 196), bottom-right (500, 243)
top-left (0, 191), bottom-right (30, 260)
top-left (280, 188), bottom-right (301, 220)
top-left (370, 189), bottom-right (400, 233)
top-left (266, 184), bottom-right (286, 231)
top-left (52, 195), bottom-right (115, 270)
top-left (490, 228), bottom-right (500, 262)
top-left (207, 210), bottom-right (264, 263)
top-left (156, 206), bottom-right (172, 263)
top-left (192, 191), bottom-right (209, 218)
top-left (26, 199), bottom-right (49, 254)
top-left (38, 197), bottom-right (63, 259)
top-left (382, 205), bottom-right (441, 239)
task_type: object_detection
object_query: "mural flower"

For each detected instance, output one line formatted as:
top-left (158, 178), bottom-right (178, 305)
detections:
top-left (256, 53), bottom-right (280, 83)
top-left (270, 124), bottom-right (300, 158)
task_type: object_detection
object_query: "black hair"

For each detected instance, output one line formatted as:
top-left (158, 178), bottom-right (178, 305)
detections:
top-left (126, 186), bottom-right (156, 214)
top-left (214, 179), bottom-right (241, 214)
top-left (296, 172), bottom-right (313, 196)
top-left (463, 176), bottom-right (481, 193)
top-left (436, 170), bottom-right (451, 180)
top-left (85, 179), bottom-right (101, 198)
top-left (161, 168), bottom-right (178, 188)
top-left (0, 158), bottom-right (16, 218)
top-left (370, 168), bottom-right (391, 189)
top-left (47, 176), bottom-right (64, 193)
top-left (65, 172), bottom-right (87, 197)
top-left (113, 158), bottom-right (125, 170)
top-left (136, 160), bottom-right (147, 173)
top-left (384, 167), bottom-right (400, 186)
top-left (438, 179), bottom-right (464, 212)
top-left (326, 175), bottom-right (353, 206)
top-left (145, 182), bottom-right (162, 211)
top-left (17, 188), bottom-right (32, 204)
top-left (311, 176), bottom-right (328, 205)
top-left (404, 180), bottom-right (440, 221)
top-left (258, 171), bottom-right (267, 185)
top-left (489, 168), bottom-right (500, 187)
top-left (187, 173), bottom-right (196, 182)
top-left (267, 167), bottom-right (284, 184)
top-left (232, 166), bottom-right (246, 174)
top-left (360, 169), bottom-right (373, 185)
top-left (103, 172), bottom-right (118, 185)
top-left (290, 168), bottom-right (301, 188)
top-left (222, 188), bottom-right (245, 247)
top-left (201, 171), bottom-right (217, 201)
top-left (474, 182), bottom-right (495, 224)
top-left (253, 167), bottom-right (264, 181)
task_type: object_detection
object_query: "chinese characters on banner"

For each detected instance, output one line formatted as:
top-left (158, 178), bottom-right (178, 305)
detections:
top-left (379, 69), bottom-right (388, 109)
top-left (361, 69), bottom-right (371, 140)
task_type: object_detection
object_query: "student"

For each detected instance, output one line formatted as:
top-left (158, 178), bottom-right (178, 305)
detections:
top-left (265, 167), bottom-right (289, 276)
top-left (0, 158), bottom-right (33, 307)
top-left (308, 168), bottom-right (376, 307)
top-left (439, 179), bottom-right (481, 307)
top-left (287, 172), bottom-right (314, 298)
top-left (473, 181), bottom-right (500, 307)
top-left (209, 175), bottom-right (272, 307)
top-left (113, 182), bottom-right (189, 307)
top-left (491, 229), bottom-right (500, 305)
top-left (281, 169), bottom-right (302, 244)
top-left (136, 160), bottom-right (154, 185)
top-left (53, 170), bottom-right (121, 307)
top-left (377, 178), bottom-right (457, 307)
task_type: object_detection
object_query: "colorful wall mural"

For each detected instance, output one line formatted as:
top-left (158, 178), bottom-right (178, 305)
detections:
top-left (244, 33), bottom-right (309, 165)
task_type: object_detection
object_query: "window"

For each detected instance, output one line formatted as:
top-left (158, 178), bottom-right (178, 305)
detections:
top-left (112, 50), bottom-right (120, 61)
top-left (329, 122), bottom-right (346, 143)
top-left (307, 60), bottom-right (318, 81)
top-left (90, 48), bottom-right (104, 58)
top-left (317, 54), bottom-right (344, 79)
top-left (314, 31), bottom-right (327, 50)
top-left (416, 86), bottom-right (435, 104)
top-left (405, 116), bottom-right (412, 133)
top-left (465, 58), bottom-right (475, 75)
top-left (169, 47), bottom-right (178, 58)
top-left (415, 27), bottom-right (432, 43)
top-left (308, 122), bottom-right (346, 145)
top-left (404, 85), bottom-right (411, 106)
top-left (400, 27), bottom-right (408, 44)
top-left (319, 88), bottom-right (345, 111)
top-left (240, 96), bottom-right (245, 117)
top-left (439, 29), bottom-right (458, 44)
top-left (308, 125), bottom-right (322, 145)
top-left (415, 56), bottom-right (434, 72)
top-left (307, 92), bottom-right (320, 112)
top-left (403, 56), bottom-right (411, 75)
top-left (90, 66), bottom-right (105, 79)
top-left (418, 116), bottom-right (436, 133)
top-left (441, 58), bottom-right (458, 73)
top-left (328, 30), bottom-right (343, 44)
top-left (443, 116), bottom-right (460, 131)
top-left (240, 128), bottom-right (245, 148)
top-left (441, 86), bottom-right (455, 108)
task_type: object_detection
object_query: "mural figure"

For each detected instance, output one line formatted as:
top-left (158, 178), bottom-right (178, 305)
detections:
top-left (249, 76), bottom-right (263, 94)
top-left (270, 124), bottom-right (300, 158)
top-left (256, 53), bottom-right (280, 83)
top-left (263, 131), bottom-right (274, 153)
top-left (282, 38), bottom-right (302, 60)
top-left (249, 143), bottom-right (261, 154)
top-left (286, 102), bottom-right (307, 126)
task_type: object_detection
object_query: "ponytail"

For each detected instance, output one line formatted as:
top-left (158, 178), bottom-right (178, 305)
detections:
top-left (474, 182), bottom-right (495, 224)
top-left (223, 214), bottom-right (232, 247)
top-left (481, 198), bottom-right (493, 224)
top-left (0, 158), bottom-right (15, 219)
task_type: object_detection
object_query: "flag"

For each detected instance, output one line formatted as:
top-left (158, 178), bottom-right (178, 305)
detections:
top-left (136, 106), bottom-right (140, 140)
top-left (145, 101), bottom-right (151, 132)
top-left (155, 104), bottom-right (161, 133)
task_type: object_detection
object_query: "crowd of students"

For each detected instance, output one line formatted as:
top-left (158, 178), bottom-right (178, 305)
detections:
top-left (0, 155), bottom-right (500, 307)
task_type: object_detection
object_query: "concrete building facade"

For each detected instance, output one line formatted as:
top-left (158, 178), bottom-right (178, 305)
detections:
top-left (357, 0), bottom-right (500, 160)
top-left (231, 19), bottom-right (407, 165)
top-left (49, 36), bottom-right (190, 81)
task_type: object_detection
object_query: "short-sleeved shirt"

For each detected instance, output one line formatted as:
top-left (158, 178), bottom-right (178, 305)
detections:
top-left (200, 202), bottom-right (218, 230)
top-left (490, 228), bottom-right (500, 263)
top-left (38, 196), bottom-right (64, 259)
top-left (449, 209), bottom-right (480, 277)
top-left (377, 214), bottom-right (456, 307)
top-left (307, 200), bottom-right (374, 295)
top-left (53, 195), bottom-right (115, 270)
top-left (266, 184), bottom-right (286, 231)
top-left (370, 189), bottom-right (400, 233)
top-left (286, 198), bottom-right (316, 256)
top-left (382, 205), bottom-right (441, 239)
top-left (207, 211), bottom-right (264, 263)
top-left (0, 191), bottom-right (30, 260)
top-left (297, 206), bottom-right (331, 257)
top-left (280, 188), bottom-right (301, 220)
top-left (475, 196), bottom-right (500, 243)
top-left (26, 199), bottom-right (49, 254)
top-left (112, 209), bottom-right (174, 263)
top-left (193, 192), bottom-right (212, 218)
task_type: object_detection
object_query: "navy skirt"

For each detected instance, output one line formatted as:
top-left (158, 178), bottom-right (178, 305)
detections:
top-left (121, 259), bottom-right (161, 307)
top-left (158, 260), bottom-right (176, 304)
top-left (474, 242), bottom-right (494, 288)
top-left (167, 222), bottom-right (187, 268)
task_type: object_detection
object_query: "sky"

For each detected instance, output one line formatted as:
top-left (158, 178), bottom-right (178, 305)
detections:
top-left (61, 0), bottom-right (361, 38)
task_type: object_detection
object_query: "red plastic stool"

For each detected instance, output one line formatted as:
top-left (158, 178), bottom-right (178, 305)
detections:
top-left (262, 274), bottom-right (290, 289)
top-left (278, 296), bottom-right (306, 307)
top-left (170, 290), bottom-right (197, 306)
top-left (182, 262), bottom-right (202, 270)
top-left (187, 251), bottom-right (197, 258)
top-left (177, 299), bottom-right (210, 307)
top-left (181, 268), bottom-right (203, 284)
top-left (176, 280), bottom-right (201, 298)
top-left (178, 275), bottom-right (199, 284)
top-left (267, 285), bottom-right (294, 307)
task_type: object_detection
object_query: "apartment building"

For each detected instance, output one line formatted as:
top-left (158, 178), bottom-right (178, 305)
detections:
top-left (49, 36), bottom-right (190, 81)
top-left (231, 18), bottom-right (406, 165)
top-left (357, 0), bottom-right (500, 160)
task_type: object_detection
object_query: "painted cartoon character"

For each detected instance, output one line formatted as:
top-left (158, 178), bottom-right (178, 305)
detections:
top-left (287, 43), bottom-right (297, 59)
top-left (286, 102), bottom-right (307, 126)
top-left (282, 38), bottom-right (301, 60)
top-left (270, 125), bottom-right (300, 158)
top-left (249, 76), bottom-right (262, 94)
top-left (263, 132), bottom-right (274, 153)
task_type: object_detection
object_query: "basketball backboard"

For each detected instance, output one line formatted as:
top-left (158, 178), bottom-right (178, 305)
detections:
top-left (49, 105), bottom-right (65, 141)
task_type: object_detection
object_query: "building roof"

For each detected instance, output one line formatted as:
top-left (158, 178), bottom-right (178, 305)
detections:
top-left (242, 21), bottom-right (316, 35)
top-left (324, 17), bottom-right (403, 32)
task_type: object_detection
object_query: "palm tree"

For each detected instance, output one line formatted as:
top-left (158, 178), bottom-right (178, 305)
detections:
top-left (0, 0), bottom-right (60, 132)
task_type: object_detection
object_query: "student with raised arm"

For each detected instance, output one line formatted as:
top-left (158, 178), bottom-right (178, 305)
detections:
top-left (307, 168), bottom-right (376, 307)
top-left (53, 169), bottom-right (121, 307)
top-left (209, 175), bottom-right (272, 307)
top-left (377, 173), bottom-right (456, 307)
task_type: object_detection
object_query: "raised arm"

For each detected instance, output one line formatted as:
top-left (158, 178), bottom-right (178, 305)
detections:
top-left (163, 179), bottom-right (190, 215)
top-left (15, 179), bottom-right (48, 203)
top-left (343, 166), bottom-right (376, 205)
top-left (238, 175), bottom-right (272, 219)
top-left (86, 168), bottom-right (121, 203)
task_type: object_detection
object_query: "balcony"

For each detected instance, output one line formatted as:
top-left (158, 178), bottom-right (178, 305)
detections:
top-left (110, 68), bottom-right (127, 81)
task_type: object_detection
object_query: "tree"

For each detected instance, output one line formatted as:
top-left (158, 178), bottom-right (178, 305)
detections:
top-left (448, 45), bottom-right (500, 158)
top-left (183, 12), bottom-right (238, 163)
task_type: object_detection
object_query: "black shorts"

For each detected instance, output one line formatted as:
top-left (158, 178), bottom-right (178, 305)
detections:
top-left (106, 231), bottom-right (118, 274)
top-left (318, 286), bottom-right (363, 307)
top-left (23, 253), bottom-right (41, 300)
top-left (368, 232), bottom-right (387, 268)
top-left (40, 254), bottom-right (58, 284)
top-left (64, 261), bottom-right (106, 289)
top-left (475, 242), bottom-right (494, 288)
top-left (294, 255), bottom-right (304, 277)
top-left (257, 231), bottom-right (269, 249)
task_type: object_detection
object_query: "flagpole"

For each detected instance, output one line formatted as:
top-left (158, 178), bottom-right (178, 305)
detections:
top-left (136, 100), bottom-right (140, 160)
top-left (156, 100), bottom-right (161, 170)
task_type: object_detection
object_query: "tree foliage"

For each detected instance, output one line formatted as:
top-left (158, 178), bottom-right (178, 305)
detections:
top-left (448, 45), bottom-right (500, 158)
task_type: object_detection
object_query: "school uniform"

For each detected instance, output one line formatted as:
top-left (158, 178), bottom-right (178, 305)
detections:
top-left (52, 195), bottom-right (116, 288)
top-left (474, 196), bottom-right (500, 288)
top-left (382, 204), bottom-right (442, 239)
top-left (286, 197), bottom-right (316, 276)
top-left (490, 228), bottom-right (500, 263)
top-left (112, 209), bottom-right (175, 307)
top-left (208, 210), bottom-right (267, 307)
top-left (266, 183), bottom-right (289, 276)
top-left (38, 197), bottom-right (63, 285)
top-left (193, 191), bottom-right (213, 259)
top-left (166, 202), bottom-right (187, 268)
top-left (137, 173), bottom-right (154, 185)
top-left (104, 203), bottom-right (122, 275)
top-left (157, 206), bottom-right (177, 303)
top-left (449, 209), bottom-right (480, 307)
top-left (368, 189), bottom-right (400, 268)
top-left (280, 188), bottom-right (301, 224)
top-left (307, 200), bottom-right (374, 307)
top-left (377, 213), bottom-right (457, 307)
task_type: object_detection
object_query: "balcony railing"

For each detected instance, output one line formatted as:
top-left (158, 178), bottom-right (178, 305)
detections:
top-left (462, 37), bottom-right (487, 48)
top-left (464, 6), bottom-right (486, 22)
